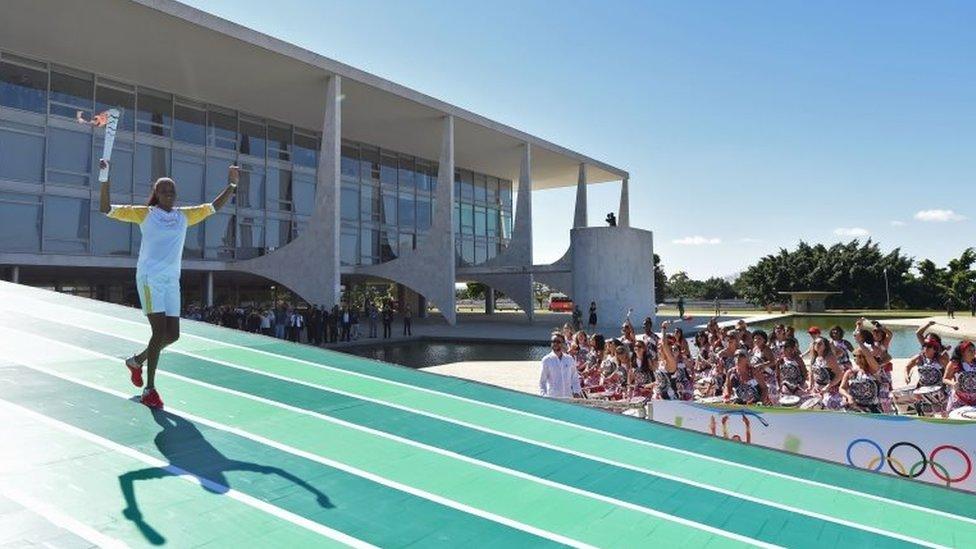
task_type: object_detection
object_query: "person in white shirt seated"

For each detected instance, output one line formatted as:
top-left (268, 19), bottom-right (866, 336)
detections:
top-left (539, 334), bottom-right (582, 399)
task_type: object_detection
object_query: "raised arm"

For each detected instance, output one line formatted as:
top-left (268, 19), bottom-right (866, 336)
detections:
top-left (211, 165), bottom-right (240, 212)
top-left (98, 159), bottom-right (111, 214)
top-left (916, 321), bottom-right (936, 346)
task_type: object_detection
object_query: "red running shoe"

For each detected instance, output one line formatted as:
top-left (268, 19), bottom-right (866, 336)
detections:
top-left (141, 388), bottom-right (164, 409)
top-left (125, 357), bottom-right (144, 388)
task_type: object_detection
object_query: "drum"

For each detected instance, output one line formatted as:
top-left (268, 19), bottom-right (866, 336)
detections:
top-left (699, 396), bottom-right (725, 404)
top-left (799, 397), bottom-right (824, 410)
top-left (891, 387), bottom-right (917, 405)
top-left (914, 385), bottom-right (947, 405)
top-left (778, 395), bottom-right (801, 407)
top-left (949, 406), bottom-right (976, 421)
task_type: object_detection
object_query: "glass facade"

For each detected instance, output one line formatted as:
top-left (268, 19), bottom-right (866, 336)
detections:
top-left (0, 49), bottom-right (514, 268)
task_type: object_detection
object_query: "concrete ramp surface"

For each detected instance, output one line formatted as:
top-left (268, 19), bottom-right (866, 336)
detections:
top-left (0, 281), bottom-right (973, 548)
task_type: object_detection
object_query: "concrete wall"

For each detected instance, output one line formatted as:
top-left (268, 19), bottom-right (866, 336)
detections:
top-left (571, 226), bottom-right (655, 327)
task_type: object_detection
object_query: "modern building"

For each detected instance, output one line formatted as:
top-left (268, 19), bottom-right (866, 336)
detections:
top-left (0, 0), bottom-right (655, 325)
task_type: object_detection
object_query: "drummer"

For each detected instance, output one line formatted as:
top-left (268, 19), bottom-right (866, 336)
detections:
top-left (751, 330), bottom-right (778, 403)
top-left (905, 335), bottom-right (950, 415)
top-left (809, 337), bottom-right (845, 410)
top-left (653, 332), bottom-right (681, 400)
top-left (841, 347), bottom-right (885, 413)
top-left (777, 337), bottom-right (808, 397)
top-left (944, 340), bottom-right (976, 411)
top-left (828, 325), bottom-right (854, 370)
top-left (724, 348), bottom-right (771, 405)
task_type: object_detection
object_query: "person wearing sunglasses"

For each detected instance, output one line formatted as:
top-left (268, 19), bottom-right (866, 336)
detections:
top-left (539, 334), bottom-right (581, 399)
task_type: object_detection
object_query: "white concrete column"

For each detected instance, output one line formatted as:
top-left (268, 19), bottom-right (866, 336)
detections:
top-left (513, 143), bottom-right (533, 264)
top-left (618, 177), bottom-right (630, 228)
top-left (573, 163), bottom-right (587, 228)
top-left (204, 271), bottom-right (214, 307)
top-left (10, 266), bottom-right (20, 284)
top-left (319, 74), bottom-right (342, 307)
top-left (436, 115), bottom-right (458, 322)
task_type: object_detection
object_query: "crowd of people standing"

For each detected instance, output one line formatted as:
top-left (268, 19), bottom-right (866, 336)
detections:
top-left (540, 315), bottom-right (976, 418)
top-left (183, 300), bottom-right (415, 344)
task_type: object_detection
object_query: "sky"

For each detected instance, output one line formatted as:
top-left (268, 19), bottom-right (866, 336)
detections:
top-left (183, 0), bottom-right (975, 279)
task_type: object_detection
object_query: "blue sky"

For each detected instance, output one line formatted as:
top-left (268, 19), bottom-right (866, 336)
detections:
top-left (183, 0), bottom-right (975, 279)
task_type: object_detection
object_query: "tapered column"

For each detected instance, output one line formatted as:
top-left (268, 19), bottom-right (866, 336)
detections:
top-left (618, 177), bottom-right (630, 228)
top-left (319, 74), bottom-right (342, 307)
top-left (573, 163), bottom-right (587, 228)
top-left (10, 266), bottom-right (19, 284)
top-left (204, 271), bottom-right (214, 307)
top-left (513, 143), bottom-right (533, 264)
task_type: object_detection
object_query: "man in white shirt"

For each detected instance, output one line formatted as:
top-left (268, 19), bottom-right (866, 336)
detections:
top-left (539, 334), bottom-right (582, 398)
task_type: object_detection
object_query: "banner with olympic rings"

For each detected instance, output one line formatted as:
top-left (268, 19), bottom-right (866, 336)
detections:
top-left (648, 401), bottom-right (976, 492)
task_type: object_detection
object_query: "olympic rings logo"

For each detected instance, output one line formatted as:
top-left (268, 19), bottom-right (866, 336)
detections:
top-left (846, 439), bottom-right (973, 486)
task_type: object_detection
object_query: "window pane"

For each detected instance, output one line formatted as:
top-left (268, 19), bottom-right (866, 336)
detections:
top-left (96, 85), bottom-right (134, 132)
top-left (360, 185), bottom-right (379, 222)
top-left (341, 143), bottom-right (359, 181)
top-left (462, 238), bottom-right (475, 265)
top-left (237, 162), bottom-right (264, 210)
top-left (134, 144), bottom-right (170, 197)
top-left (486, 207), bottom-right (499, 237)
top-left (474, 173), bottom-right (487, 203)
top-left (398, 194), bottom-right (415, 229)
top-left (265, 218), bottom-right (291, 251)
top-left (208, 110), bottom-right (237, 150)
top-left (500, 180), bottom-right (513, 207)
top-left (268, 124), bottom-right (291, 161)
top-left (398, 156), bottom-right (415, 191)
top-left (50, 70), bottom-right (93, 119)
top-left (416, 197), bottom-right (431, 231)
top-left (475, 239), bottom-right (487, 264)
top-left (205, 156), bottom-right (233, 200)
top-left (340, 226), bottom-right (358, 266)
top-left (237, 217), bottom-right (263, 259)
top-left (91, 203), bottom-right (130, 256)
top-left (474, 206), bottom-right (486, 236)
top-left (0, 193), bottom-right (41, 251)
top-left (95, 137), bottom-right (133, 193)
top-left (43, 196), bottom-right (90, 253)
top-left (380, 153), bottom-right (397, 187)
top-left (47, 128), bottom-right (92, 186)
top-left (0, 123), bottom-right (45, 183)
top-left (486, 177), bottom-right (499, 204)
top-left (172, 152), bottom-right (204, 204)
top-left (293, 132), bottom-right (317, 168)
top-left (204, 213), bottom-right (235, 259)
top-left (340, 184), bottom-right (359, 221)
top-left (293, 172), bottom-right (315, 216)
top-left (267, 166), bottom-right (292, 211)
top-left (239, 119), bottom-right (266, 157)
top-left (460, 170), bottom-right (474, 201)
top-left (136, 89), bottom-right (172, 137)
top-left (416, 160), bottom-right (431, 192)
top-left (360, 227), bottom-right (377, 264)
top-left (460, 203), bottom-right (473, 234)
top-left (0, 60), bottom-right (47, 113)
top-left (361, 147), bottom-right (380, 183)
top-left (174, 103), bottom-right (206, 145)
top-left (381, 189), bottom-right (396, 226)
top-left (398, 232), bottom-right (415, 254)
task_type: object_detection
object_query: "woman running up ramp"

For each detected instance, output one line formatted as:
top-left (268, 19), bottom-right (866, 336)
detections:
top-left (99, 158), bottom-right (238, 408)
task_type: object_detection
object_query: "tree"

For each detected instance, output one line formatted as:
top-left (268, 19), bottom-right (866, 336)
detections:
top-left (465, 282), bottom-right (488, 300)
top-left (653, 253), bottom-right (667, 303)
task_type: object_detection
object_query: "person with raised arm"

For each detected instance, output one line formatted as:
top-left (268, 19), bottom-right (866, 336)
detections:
top-left (99, 158), bottom-right (238, 408)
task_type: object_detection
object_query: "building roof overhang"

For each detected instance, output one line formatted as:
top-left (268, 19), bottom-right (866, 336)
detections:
top-left (1, 0), bottom-right (628, 189)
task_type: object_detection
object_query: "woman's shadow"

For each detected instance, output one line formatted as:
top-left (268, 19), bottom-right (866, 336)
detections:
top-left (119, 408), bottom-right (333, 545)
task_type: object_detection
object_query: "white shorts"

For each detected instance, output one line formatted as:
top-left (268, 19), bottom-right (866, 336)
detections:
top-left (136, 274), bottom-right (181, 317)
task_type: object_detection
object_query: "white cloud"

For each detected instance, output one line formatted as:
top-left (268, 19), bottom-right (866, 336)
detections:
top-left (914, 209), bottom-right (966, 222)
top-left (739, 237), bottom-right (763, 243)
top-left (672, 236), bottom-right (721, 246)
top-left (833, 227), bottom-right (870, 237)
top-left (890, 220), bottom-right (906, 227)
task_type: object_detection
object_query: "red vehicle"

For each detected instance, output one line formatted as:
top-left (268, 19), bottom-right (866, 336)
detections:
top-left (548, 294), bottom-right (573, 312)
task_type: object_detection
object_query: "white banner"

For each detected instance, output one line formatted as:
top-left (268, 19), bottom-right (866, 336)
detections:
top-left (648, 400), bottom-right (976, 492)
